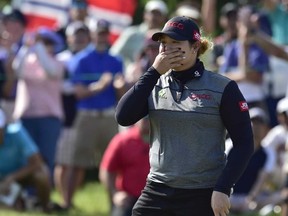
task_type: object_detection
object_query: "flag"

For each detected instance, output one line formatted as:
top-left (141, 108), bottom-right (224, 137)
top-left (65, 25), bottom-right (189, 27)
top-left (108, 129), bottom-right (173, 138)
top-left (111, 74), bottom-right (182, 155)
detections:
top-left (16, 0), bottom-right (70, 32)
top-left (87, 0), bottom-right (137, 42)
top-left (13, 0), bottom-right (137, 42)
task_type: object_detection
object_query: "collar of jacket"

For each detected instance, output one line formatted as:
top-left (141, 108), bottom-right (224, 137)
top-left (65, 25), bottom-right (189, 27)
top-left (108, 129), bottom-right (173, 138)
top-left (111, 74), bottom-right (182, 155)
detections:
top-left (170, 59), bottom-right (204, 83)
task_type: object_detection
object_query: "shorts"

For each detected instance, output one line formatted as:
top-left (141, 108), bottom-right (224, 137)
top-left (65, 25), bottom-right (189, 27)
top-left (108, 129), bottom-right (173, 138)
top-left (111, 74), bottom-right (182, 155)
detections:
top-left (66, 109), bottom-right (118, 168)
top-left (55, 127), bottom-right (76, 165)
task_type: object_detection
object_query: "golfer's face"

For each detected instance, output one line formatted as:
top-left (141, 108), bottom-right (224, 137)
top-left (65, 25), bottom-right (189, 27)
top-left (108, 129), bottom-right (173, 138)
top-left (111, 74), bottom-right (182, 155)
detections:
top-left (159, 35), bottom-right (195, 70)
top-left (159, 36), bottom-right (181, 52)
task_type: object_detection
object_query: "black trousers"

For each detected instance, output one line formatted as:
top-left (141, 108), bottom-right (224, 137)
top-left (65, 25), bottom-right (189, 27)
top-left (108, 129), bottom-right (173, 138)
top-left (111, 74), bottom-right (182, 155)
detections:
top-left (132, 181), bottom-right (214, 216)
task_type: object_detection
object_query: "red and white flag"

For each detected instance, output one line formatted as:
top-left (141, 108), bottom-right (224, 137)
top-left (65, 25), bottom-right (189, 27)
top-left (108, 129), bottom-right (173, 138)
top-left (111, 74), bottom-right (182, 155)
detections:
top-left (87, 0), bottom-right (136, 43)
top-left (12, 0), bottom-right (137, 42)
top-left (14, 0), bottom-right (70, 31)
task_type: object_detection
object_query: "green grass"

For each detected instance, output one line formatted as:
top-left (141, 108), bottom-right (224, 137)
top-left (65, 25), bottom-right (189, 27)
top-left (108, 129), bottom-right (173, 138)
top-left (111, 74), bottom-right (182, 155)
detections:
top-left (230, 213), bottom-right (279, 216)
top-left (0, 180), bottom-right (282, 216)
top-left (0, 182), bottom-right (110, 216)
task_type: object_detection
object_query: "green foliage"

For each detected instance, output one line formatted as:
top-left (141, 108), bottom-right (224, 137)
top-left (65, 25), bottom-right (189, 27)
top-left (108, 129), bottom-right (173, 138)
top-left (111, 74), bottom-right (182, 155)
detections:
top-left (0, 0), bottom-right (10, 9)
top-left (0, 182), bottom-right (110, 216)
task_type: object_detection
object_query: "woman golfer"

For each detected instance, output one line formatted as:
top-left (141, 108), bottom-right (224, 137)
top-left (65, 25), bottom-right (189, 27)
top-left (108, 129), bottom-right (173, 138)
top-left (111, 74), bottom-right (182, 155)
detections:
top-left (116, 16), bottom-right (254, 216)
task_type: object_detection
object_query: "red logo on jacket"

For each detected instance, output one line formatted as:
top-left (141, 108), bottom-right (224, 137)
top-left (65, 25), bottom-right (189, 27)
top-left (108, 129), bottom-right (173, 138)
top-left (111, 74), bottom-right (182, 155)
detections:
top-left (239, 101), bottom-right (249, 111)
top-left (189, 93), bottom-right (211, 100)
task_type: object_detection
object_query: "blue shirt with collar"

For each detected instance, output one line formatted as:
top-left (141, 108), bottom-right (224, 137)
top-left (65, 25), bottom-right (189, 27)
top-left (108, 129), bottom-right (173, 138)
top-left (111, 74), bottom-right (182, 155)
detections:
top-left (73, 49), bottom-right (123, 110)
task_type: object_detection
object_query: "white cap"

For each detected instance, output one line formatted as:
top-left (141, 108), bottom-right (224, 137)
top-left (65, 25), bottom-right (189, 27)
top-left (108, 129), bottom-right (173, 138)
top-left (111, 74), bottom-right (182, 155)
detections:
top-left (277, 97), bottom-right (288, 113)
top-left (145, 0), bottom-right (168, 15)
top-left (249, 107), bottom-right (269, 123)
top-left (65, 21), bottom-right (89, 37)
top-left (0, 109), bottom-right (6, 128)
top-left (175, 6), bottom-right (200, 20)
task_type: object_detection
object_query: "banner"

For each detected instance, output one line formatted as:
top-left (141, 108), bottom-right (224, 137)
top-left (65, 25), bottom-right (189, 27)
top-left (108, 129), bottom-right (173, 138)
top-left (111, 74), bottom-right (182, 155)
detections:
top-left (17, 0), bottom-right (70, 31)
top-left (13, 0), bottom-right (137, 42)
top-left (87, 0), bottom-right (136, 42)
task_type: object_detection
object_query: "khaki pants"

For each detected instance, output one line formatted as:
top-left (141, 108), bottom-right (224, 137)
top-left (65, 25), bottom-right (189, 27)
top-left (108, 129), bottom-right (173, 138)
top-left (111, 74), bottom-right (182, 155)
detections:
top-left (68, 109), bottom-right (118, 168)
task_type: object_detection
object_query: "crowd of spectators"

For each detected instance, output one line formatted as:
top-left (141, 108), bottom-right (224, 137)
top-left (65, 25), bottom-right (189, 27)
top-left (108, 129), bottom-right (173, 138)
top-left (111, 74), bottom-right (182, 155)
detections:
top-left (0, 0), bottom-right (288, 215)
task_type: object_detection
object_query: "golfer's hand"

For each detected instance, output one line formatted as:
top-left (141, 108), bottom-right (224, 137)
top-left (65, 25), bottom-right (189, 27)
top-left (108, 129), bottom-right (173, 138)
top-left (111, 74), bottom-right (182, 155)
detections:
top-left (152, 47), bottom-right (185, 75)
top-left (211, 191), bottom-right (230, 216)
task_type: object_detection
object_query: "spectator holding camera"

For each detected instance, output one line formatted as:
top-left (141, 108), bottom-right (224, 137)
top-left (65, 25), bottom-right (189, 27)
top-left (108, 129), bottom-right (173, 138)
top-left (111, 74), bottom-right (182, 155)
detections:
top-left (219, 5), bottom-right (270, 113)
top-left (12, 27), bottom-right (65, 180)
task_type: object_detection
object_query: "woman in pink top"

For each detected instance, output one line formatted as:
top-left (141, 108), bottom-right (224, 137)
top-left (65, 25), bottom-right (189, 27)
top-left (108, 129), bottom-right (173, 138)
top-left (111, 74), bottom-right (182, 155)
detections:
top-left (12, 27), bottom-right (64, 180)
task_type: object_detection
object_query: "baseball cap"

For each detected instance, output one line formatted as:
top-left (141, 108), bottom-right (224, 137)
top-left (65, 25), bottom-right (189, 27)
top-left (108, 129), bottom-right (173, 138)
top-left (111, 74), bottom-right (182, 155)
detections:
top-left (145, 0), bottom-right (168, 15)
top-left (276, 97), bottom-right (288, 113)
top-left (65, 21), bottom-right (89, 36)
top-left (2, 7), bottom-right (27, 26)
top-left (96, 19), bottom-right (110, 32)
top-left (89, 19), bottom-right (110, 33)
top-left (175, 6), bottom-right (201, 21)
top-left (152, 16), bottom-right (201, 42)
top-left (220, 3), bottom-right (238, 17)
top-left (36, 27), bottom-right (64, 53)
top-left (249, 107), bottom-right (269, 124)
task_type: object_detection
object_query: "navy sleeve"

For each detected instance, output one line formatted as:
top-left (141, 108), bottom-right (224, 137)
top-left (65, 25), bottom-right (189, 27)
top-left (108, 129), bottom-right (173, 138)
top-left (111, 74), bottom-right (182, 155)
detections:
top-left (214, 81), bottom-right (254, 196)
top-left (115, 67), bottom-right (161, 126)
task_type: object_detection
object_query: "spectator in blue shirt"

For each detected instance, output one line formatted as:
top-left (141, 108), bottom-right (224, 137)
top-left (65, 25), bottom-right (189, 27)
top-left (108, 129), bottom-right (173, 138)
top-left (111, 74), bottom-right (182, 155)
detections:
top-left (56, 19), bottom-right (125, 210)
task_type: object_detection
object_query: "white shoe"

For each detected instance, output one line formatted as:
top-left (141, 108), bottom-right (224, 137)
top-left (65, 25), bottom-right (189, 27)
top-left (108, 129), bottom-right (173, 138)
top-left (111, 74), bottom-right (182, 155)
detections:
top-left (0, 182), bottom-right (22, 206)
